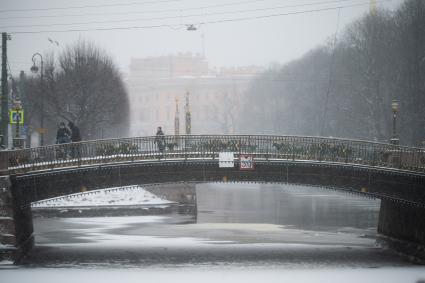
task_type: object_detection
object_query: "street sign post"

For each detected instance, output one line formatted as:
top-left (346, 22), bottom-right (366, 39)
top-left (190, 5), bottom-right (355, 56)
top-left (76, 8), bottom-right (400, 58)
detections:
top-left (10, 110), bottom-right (24, 125)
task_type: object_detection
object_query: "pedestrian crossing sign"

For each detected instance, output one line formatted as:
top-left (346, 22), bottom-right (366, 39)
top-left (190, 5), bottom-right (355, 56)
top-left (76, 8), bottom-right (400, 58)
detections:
top-left (10, 110), bottom-right (24, 125)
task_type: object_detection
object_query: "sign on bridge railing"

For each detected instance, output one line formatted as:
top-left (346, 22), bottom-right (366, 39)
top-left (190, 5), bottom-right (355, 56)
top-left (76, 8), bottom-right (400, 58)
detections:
top-left (240, 154), bottom-right (255, 170)
top-left (219, 152), bottom-right (234, 168)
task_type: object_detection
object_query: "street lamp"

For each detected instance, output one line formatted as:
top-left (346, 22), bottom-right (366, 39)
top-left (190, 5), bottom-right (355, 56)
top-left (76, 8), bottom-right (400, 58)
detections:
top-left (31, 53), bottom-right (44, 146)
top-left (390, 99), bottom-right (399, 145)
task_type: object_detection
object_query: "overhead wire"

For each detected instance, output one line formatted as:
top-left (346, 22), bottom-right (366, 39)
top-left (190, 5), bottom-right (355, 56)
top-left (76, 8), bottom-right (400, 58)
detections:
top-left (7, 59), bottom-right (13, 77)
top-left (7, 1), bottom-right (389, 34)
top-left (0, 0), bottom-right (359, 29)
top-left (320, 7), bottom-right (341, 136)
top-left (0, 0), bottom-right (266, 20)
top-left (6, 59), bottom-right (19, 104)
top-left (0, 0), bottom-right (182, 14)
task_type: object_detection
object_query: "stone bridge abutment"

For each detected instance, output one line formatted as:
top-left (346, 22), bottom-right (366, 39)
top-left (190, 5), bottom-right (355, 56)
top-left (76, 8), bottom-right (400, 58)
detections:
top-left (0, 156), bottom-right (34, 261)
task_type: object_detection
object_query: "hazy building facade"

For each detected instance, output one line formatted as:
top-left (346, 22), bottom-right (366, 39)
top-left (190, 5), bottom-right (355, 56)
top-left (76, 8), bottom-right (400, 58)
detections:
top-left (126, 53), bottom-right (260, 137)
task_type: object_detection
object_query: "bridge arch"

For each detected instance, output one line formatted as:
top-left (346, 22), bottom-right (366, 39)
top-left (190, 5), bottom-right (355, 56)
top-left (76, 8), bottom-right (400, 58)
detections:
top-left (1, 135), bottom-right (425, 261)
top-left (9, 158), bottom-right (425, 205)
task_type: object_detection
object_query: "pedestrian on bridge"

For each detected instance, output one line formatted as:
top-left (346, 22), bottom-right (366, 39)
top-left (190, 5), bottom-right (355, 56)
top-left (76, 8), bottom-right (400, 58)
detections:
top-left (68, 121), bottom-right (81, 143)
top-left (155, 126), bottom-right (166, 154)
top-left (68, 121), bottom-right (82, 158)
top-left (56, 122), bottom-right (71, 144)
top-left (56, 122), bottom-right (71, 159)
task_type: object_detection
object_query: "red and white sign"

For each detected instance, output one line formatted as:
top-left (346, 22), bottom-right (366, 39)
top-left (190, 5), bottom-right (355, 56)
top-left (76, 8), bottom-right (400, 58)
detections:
top-left (240, 154), bottom-right (254, 170)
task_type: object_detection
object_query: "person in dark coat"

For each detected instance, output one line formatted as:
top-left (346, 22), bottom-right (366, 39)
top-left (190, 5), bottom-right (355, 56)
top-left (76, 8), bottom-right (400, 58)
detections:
top-left (68, 121), bottom-right (82, 158)
top-left (56, 122), bottom-right (71, 144)
top-left (56, 122), bottom-right (71, 159)
top-left (68, 121), bottom-right (82, 142)
top-left (154, 126), bottom-right (165, 153)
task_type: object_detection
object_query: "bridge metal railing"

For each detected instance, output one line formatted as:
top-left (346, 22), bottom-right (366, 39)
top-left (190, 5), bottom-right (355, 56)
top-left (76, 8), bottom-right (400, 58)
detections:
top-left (4, 135), bottom-right (425, 175)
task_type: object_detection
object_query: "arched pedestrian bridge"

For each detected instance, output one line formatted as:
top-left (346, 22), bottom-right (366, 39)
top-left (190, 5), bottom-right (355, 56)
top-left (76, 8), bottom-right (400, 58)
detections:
top-left (1, 135), bottom-right (424, 261)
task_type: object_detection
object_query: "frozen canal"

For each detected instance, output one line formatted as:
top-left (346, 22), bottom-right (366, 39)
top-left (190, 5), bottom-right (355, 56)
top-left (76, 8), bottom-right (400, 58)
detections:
top-left (1, 183), bottom-right (425, 282)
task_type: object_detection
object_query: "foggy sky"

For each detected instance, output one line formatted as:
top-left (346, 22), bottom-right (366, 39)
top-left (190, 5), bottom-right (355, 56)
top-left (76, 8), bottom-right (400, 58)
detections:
top-left (2, 0), bottom-right (404, 76)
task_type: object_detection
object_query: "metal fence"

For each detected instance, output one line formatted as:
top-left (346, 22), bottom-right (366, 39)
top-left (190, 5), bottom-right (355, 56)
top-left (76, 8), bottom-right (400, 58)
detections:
top-left (5, 135), bottom-right (425, 175)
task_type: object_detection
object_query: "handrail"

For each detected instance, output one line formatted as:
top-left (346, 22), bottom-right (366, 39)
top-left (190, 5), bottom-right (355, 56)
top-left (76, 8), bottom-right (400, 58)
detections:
top-left (4, 135), bottom-right (424, 175)
top-left (7, 134), bottom-right (425, 151)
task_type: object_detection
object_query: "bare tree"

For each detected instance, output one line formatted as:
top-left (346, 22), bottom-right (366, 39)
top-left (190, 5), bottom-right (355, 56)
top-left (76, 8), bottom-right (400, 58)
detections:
top-left (23, 40), bottom-right (129, 143)
top-left (237, 1), bottom-right (425, 146)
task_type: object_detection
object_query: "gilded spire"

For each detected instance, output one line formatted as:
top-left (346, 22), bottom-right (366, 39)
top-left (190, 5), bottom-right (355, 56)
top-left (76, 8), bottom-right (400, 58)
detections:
top-left (175, 97), bottom-right (180, 137)
top-left (185, 91), bottom-right (191, 135)
top-left (370, 0), bottom-right (377, 15)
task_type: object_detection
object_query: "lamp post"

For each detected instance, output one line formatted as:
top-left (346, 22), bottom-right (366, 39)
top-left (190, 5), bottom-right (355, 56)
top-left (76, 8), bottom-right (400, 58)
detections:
top-left (31, 53), bottom-right (44, 146)
top-left (390, 99), bottom-right (399, 145)
top-left (1, 33), bottom-right (11, 148)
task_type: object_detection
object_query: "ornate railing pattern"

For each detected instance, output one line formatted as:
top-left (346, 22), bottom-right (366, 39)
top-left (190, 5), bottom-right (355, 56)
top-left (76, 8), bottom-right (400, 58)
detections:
top-left (5, 135), bottom-right (425, 175)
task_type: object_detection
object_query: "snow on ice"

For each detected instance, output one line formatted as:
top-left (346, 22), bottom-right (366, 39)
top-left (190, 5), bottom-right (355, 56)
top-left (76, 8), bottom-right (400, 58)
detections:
top-left (31, 185), bottom-right (173, 208)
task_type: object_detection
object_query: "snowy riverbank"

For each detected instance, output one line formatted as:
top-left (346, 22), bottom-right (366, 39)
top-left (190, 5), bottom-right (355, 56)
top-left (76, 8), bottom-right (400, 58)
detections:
top-left (31, 185), bottom-right (174, 208)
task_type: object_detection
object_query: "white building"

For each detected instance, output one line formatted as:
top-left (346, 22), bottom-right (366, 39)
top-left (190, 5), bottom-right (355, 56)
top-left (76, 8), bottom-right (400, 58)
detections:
top-left (125, 53), bottom-right (261, 137)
